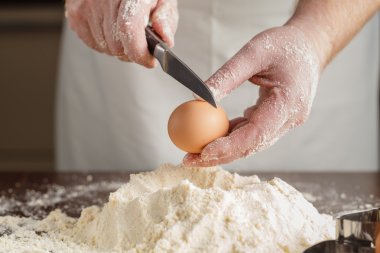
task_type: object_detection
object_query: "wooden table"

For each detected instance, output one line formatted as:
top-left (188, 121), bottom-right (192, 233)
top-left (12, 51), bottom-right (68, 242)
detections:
top-left (0, 171), bottom-right (379, 218)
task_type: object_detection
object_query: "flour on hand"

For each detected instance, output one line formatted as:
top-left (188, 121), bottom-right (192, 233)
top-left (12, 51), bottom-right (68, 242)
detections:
top-left (0, 164), bottom-right (334, 253)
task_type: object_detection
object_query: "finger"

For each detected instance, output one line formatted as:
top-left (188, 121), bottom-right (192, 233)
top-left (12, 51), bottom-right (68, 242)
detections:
top-left (74, 19), bottom-right (103, 53)
top-left (151, 0), bottom-right (179, 47)
top-left (117, 0), bottom-right (156, 68)
top-left (88, 7), bottom-right (110, 54)
top-left (206, 40), bottom-right (267, 101)
top-left (183, 153), bottom-right (204, 167)
top-left (228, 117), bottom-right (247, 132)
top-left (230, 120), bottom-right (249, 133)
top-left (183, 154), bottom-right (229, 167)
top-left (184, 87), bottom-right (290, 166)
top-left (276, 119), bottom-right (296, 140)
top-left (227, 105), bottom-right (258, 133)
top-left (103, 0), bottom-right (124, 56)
top-left (183, 122), bottom-right (277, 167)
top-left (66, 4), bottom-right (100, 52)
top-left (243, 105), bottom-right (258, 119)
top-left (183, 117), bottom-right (248, 167)
top-left (184, 116), bottom-right (296, 167)
top-left (183, 123), bottom-right (255, 167)
top-left (118, 55), bottom-right (131, 62)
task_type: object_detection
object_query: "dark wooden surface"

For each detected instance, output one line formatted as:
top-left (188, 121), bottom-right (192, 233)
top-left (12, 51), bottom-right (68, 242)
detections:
top-left (0, 171), bottom-right (379, 218)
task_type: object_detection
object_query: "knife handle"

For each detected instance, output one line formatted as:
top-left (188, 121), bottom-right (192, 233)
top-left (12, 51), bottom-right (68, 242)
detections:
top-left (145, 26), bottom-right (165, 55)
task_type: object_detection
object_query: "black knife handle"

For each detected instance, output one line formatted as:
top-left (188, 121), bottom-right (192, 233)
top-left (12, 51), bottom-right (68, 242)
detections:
top-left (145, 26), bottom-right (165, 55)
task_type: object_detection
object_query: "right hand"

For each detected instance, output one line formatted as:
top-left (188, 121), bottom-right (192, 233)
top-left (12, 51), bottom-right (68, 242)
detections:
top-left (65, 0), bottom-right (179, 68)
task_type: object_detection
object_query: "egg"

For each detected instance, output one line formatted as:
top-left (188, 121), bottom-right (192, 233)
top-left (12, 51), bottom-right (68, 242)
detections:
top-left (168, 100), bottom-right (229, 153)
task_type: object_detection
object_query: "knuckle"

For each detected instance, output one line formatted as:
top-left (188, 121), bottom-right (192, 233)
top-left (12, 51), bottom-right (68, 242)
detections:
top-left (295, 110), bottom-right (310, 126)
top-left (83, 0), bottom-right (94, 5)
top-left (118, 21), bottom-right (130, 32)
top-left (118, 56), bottom-right (131, 62)
top-left (66, 8), bottom-right (79, 21)
top-left (110, 46), bottom-right (124, 57)
top-left (66, 0), bottom-right (84, 19)
top-left (117, 23), bottom-right (134, 43)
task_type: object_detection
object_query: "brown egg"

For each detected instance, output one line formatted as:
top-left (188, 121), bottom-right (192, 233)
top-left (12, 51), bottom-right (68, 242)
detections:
top-left (168, 100), bottom-right (229, 153)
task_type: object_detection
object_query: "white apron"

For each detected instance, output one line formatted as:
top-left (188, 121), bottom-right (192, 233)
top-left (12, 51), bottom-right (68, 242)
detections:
top-left (57, 0), bottom-right (379, 172)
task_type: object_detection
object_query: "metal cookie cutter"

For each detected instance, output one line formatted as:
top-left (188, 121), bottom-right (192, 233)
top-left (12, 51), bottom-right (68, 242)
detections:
top-left (304, 208), bottom-right (380, 253)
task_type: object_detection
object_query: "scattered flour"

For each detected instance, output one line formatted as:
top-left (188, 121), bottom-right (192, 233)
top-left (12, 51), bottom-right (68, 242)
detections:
top-left (0, 181), bottom-right (123, 219)
top-left (0, 164), bottom-right (335, 253)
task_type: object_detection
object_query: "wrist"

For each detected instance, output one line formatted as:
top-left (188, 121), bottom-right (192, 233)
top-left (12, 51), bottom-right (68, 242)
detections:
top-left (285, 16), bottom-right (333, 71)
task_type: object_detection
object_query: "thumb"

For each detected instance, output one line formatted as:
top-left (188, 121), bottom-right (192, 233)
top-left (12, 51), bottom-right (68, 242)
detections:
top-left (206, 40), bottom-right (265, 101)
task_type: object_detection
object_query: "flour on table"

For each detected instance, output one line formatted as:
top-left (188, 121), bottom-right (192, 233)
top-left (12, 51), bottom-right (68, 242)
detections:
top-left (0, 164), bottom-right (334, 253)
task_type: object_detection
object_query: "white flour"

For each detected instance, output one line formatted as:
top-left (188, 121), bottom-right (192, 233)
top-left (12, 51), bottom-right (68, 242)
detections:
top-left (0, 164), bottom-right (334, 253)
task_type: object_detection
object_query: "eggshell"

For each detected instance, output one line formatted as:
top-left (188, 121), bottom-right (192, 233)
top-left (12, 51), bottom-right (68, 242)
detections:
top-left (168, 100), bottom-right (229, 153)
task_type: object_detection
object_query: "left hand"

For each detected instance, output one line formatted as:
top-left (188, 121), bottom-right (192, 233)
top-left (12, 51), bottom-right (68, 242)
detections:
top-left (183, 25), bottom-right (321, 166)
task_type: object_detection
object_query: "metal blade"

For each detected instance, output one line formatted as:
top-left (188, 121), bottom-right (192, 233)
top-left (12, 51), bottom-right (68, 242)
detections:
top-left (154, 44), bottom-right (217, 108)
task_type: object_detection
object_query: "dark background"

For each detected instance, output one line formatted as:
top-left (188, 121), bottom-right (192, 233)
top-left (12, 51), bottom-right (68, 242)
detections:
top-left (0, 1), bottom-right (63, 5)
top-left (0, 1), bottom-right (63, 171)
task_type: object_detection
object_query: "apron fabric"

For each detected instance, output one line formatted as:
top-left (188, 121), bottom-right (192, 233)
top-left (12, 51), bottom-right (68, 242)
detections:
top-left (56, 0), bottom-right (379, 172)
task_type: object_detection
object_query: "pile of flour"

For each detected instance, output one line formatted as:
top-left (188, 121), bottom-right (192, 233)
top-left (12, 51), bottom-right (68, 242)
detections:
top-left (0, 164), bottom-right (335, 253)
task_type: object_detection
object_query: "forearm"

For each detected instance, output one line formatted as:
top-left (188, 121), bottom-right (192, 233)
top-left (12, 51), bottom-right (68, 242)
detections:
top-left (286, 0), bottom-right (380, 70)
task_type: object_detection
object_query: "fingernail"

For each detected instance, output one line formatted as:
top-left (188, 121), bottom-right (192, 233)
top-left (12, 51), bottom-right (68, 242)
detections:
top-left (166, 33), bottom-right (174, 47)
top-left (200, 156), bottom-right (218, 162)
top-left (162, 23), bottom-right (174, 46)
top-left (200, 152), bottom-right (219, 162)
top-left (152, 59), bottom-right (158, 68)
top-left (144, 15), bottom-right (149, 27)
top-left (183, 153), bottom-right (193, 162)
top-left (183, 153), bottom-right (199, 165)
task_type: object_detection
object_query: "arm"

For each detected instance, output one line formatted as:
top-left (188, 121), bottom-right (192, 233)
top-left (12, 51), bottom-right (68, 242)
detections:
top-left (184, 1), bottom-right (380, 166)
top-left (287, 0), bottom-right (380, 69)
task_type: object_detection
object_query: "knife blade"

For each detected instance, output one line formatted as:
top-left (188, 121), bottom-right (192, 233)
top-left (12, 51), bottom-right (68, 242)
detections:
top-left (145, 26), bottom-right (217, 108)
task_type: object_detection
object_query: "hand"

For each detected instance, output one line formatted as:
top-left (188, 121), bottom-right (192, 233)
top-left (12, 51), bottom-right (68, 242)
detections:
top-left (65, 0), bottom-right (178, 68)
top-left (183, 25), bottom-right (321, 166)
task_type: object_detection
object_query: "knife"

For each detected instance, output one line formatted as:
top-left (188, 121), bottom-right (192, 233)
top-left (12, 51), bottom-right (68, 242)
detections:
top-left (145, 26), bottom-right (217, 108)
